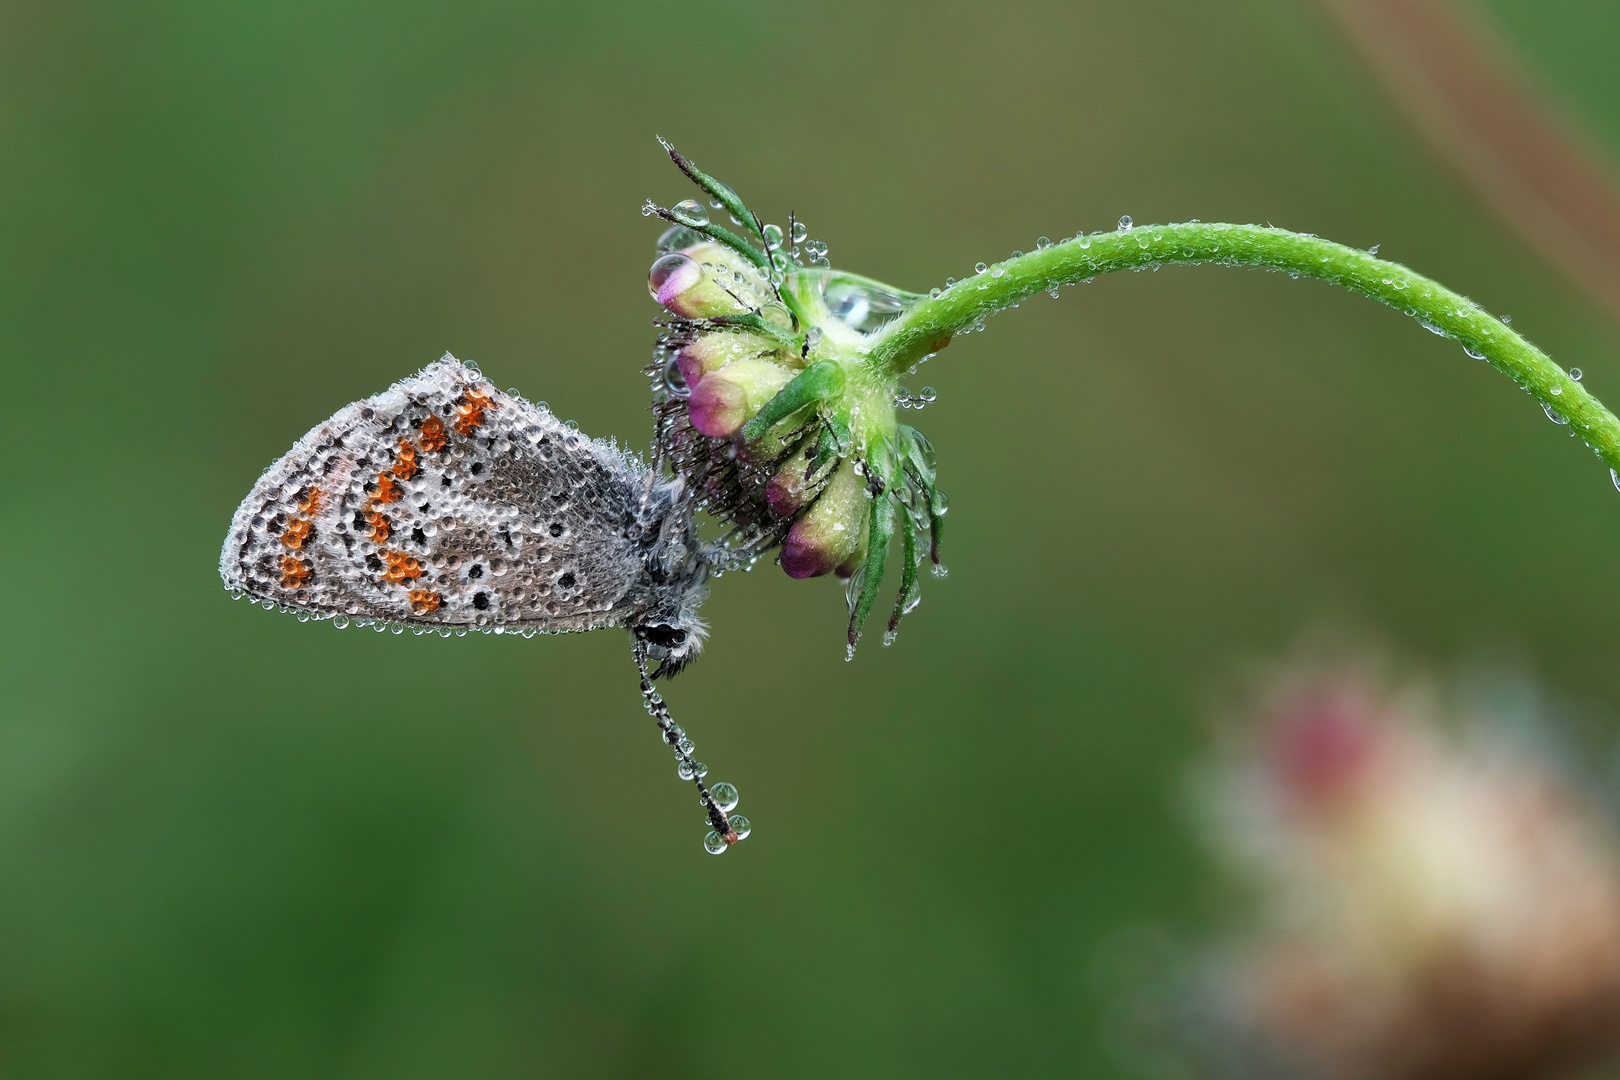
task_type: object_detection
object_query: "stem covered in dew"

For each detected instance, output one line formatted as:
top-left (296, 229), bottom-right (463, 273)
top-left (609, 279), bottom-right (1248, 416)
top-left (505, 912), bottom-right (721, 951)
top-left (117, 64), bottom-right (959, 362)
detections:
top-left (867, 223), bottom-right (1620, 474)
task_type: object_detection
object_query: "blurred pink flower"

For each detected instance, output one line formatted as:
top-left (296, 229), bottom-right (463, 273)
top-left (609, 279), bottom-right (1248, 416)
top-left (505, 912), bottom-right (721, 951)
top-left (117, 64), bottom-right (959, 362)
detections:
top-left (1198, 658), bottom-right (1620, 1080)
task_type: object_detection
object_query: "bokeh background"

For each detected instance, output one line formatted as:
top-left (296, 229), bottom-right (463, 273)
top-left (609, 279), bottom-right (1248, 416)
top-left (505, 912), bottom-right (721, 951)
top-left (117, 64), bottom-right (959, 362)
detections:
top-left (7, 1), bottom-right (1620, 1076)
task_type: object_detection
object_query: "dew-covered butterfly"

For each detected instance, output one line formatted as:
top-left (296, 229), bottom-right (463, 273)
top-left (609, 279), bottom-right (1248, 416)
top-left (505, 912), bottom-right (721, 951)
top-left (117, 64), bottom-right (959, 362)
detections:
top-left (221, 354), bottom-right (754, 852)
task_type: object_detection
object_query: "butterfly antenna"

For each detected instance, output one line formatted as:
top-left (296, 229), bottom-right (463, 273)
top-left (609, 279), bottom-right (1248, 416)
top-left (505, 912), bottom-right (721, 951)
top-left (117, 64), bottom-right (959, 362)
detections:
top-left (632, 641), bottom-right (747, 853)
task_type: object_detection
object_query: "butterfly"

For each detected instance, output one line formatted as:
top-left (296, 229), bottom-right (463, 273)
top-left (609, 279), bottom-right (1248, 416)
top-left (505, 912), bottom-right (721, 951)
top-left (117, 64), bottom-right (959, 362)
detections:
top-left (220, 354), bottom-right (751, 852)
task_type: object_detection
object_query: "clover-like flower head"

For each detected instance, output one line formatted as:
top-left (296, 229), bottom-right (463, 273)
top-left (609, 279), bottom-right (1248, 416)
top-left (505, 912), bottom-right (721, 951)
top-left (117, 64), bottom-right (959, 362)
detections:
top-left (642, 140), bottom-right (949, 653)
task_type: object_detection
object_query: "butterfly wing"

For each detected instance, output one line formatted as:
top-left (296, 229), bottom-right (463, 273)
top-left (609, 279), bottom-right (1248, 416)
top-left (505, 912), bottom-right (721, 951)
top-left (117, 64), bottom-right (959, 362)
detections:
top-left (221, 354), bottom-right (654, 633)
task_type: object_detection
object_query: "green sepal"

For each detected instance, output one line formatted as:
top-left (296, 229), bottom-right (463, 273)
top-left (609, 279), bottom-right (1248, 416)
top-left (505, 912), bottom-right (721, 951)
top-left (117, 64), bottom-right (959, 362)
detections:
top-left (894, 425), bottom-right (944, 564)
top-left (658, 137), bottom-right (766, 248)
top-left (887, 509), bottom-right (922, 636)
top-left (896, 425), bottom-right (937, 488)
top-left (927, 493), bottom-right (945, 565)
top-left (847, 491), bottom-right (895, 650)
top-left (649, 204), bottom-right (769, 272)
top-left (704, 312), bottom-right (799, 351)
top-left (741, 360), bottom-right (845, 441)
top-left (811, 424), bottom-right (840, 473)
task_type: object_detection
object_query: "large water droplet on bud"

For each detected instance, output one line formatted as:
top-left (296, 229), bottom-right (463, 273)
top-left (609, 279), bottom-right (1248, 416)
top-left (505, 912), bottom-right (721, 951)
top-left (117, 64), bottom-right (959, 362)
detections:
top-left (649, 252), bottom-right (698, 300)
top-left (819, 275), bottom-right (918, 334)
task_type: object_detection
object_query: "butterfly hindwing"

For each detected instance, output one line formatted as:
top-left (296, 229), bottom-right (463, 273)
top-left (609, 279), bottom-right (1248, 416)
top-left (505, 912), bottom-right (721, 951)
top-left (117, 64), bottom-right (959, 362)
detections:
top-left (220, 355), bottom-right (653, 632)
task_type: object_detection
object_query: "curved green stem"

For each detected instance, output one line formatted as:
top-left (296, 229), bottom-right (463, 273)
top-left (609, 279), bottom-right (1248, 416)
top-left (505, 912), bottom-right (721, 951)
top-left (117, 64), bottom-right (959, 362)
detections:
top-left (867, 223), bottom-right (1620, 474)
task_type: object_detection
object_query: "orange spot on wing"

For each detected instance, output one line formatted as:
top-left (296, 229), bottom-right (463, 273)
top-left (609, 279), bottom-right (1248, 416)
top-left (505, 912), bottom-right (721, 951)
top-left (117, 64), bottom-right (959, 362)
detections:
top-left (453, 388), bottom-right (496, 436)
top-left (380, 550), bottom-right (424, 584)
top-left (296, 485), bottom-right (324, 515)
top-left (371, 473), bottom-right (401, 504)
top-left (363, 510), bottom-right (391, 543)
top-left (279, 555), bottom-right (312, 588)
top-left (391, 440), bottom-right (418, 480)
top-left (280, 517), bottom-right (313, 550)
top-left (419, 415), bottom-right (447, 452)
top-left (408, 589), bottom-right (442, 614)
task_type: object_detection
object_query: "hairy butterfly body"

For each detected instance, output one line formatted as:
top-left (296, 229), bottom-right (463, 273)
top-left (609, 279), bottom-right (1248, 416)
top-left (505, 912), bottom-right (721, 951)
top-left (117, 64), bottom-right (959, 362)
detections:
top-left (222, 354), bottom-right (747, 849)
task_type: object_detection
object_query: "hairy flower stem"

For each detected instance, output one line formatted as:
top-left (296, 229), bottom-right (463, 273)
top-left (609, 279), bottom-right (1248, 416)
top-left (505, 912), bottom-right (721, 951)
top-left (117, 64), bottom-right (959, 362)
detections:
top-left (869, 223), bottom-right (1620, 473)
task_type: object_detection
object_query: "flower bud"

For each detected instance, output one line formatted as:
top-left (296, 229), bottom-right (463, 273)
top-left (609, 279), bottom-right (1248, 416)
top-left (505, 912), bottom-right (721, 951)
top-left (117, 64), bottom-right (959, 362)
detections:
top-left (687, 357), bottom-right (794, 438)
top-left (675, 328), bottom-right (777, 388)
top-left (765, 440), bottom-right (824, 518)
top-left (647, 257), bottom-right (736, 322)
top-left (781, 459), bottom-right (869, 578)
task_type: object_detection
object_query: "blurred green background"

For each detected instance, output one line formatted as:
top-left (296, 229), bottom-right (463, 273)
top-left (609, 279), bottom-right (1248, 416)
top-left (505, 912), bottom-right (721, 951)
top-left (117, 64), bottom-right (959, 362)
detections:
top-left (5, 1), bottom-right (1620, 1076)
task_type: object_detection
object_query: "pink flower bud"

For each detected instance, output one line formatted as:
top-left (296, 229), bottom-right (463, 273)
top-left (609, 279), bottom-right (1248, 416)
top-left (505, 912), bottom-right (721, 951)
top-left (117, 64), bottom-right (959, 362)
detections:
top-left (675, 329), bottom-right (776, 388)
top-left (648, 249), bottom-right (745, 319)
top-left (687, 357), bottom-right (794, 438)
top-left (765, 442), bottom-right (823, 518)
top-left (781, 459), bottom-right (868, 578)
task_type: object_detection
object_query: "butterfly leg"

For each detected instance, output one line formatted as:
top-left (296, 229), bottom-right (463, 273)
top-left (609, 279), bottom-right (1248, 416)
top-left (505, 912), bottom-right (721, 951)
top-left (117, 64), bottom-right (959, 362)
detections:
top-left (633, 642), bottom-right (742, 849)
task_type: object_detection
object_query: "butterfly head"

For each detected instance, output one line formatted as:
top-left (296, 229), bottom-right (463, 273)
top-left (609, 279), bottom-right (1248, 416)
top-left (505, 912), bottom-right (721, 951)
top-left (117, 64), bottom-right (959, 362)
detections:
top-left (632, 607), bottom-right (709, 678)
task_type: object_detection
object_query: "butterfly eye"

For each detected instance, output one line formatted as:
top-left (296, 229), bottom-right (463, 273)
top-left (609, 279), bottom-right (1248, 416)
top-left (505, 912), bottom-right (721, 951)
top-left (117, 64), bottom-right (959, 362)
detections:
top-left (638, 624), bottom-right (687, 648)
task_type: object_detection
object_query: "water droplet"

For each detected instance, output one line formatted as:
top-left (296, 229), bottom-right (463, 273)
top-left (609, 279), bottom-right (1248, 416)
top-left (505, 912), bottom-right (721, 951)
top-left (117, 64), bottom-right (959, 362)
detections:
top-left (845, 643), bottom-right (856, 662)
top-left (762, 223), bottom-right (784, 250)
top-left (1544, 403), bottom-right (1569, 425)
top-left (648, 252), bottom-right (697, 299)
top-left (1500, 314), bottom-right (1513, 325)
top-left (929, 287), bottom-right (941, 299)
top-left (1036, 236), bottom-right (1052, 249)
top-left (931, 564), bottom-right (949, 579)
top-left (1551, 385), bottom-right (1564, 396)
top-left (729, 815), bottom-right (751, 840)
top-left (711, 782), bottom-right (739, 812)
top-left (1011, 250), bottom-right (1023, 259)
top-left (790, 221), bottom-right (808, 244)
top-left (1079, 237), bottom-right (1091, 249)
top-left (1368, 243), bottom-right (1380, 255)
top-left (974, 262), bottom-right (987, 274)
top-left (672, 199), bottom-right (709, 227)
top-left (1612, 468), bottom-right (1620, 493)
top-left (1464, 346), bottom-right (1485, 360)
top-left (761, 303), bottom-right (793, 330)
top-left (704, 831), bottom-right (729, 854)
top-left (919, 387), bottom-right (936, 402)
top-left (932, 491), bottom-right (949, 514)
top-left (882, 629), bottom-right (897, 647)
top-left (1118, 215), bottom-right (1133, 231)
top-left (818, 277), bottom-right (915, 334)
top-left (1423, 322), bottom-right (1445, 336)
top-left (1570, 367), bottom-right (1583, 381)
top-left (805, 326), bottom-right (823, 347)
top-left (656, 224), bottom-right (704, 252)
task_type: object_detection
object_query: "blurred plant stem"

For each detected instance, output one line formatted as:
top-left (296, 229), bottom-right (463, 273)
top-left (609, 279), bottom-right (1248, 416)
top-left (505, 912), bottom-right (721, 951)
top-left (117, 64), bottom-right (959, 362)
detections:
top-left (1314, 0), bottom-right (1620, 328)
top-left (869, 222), bottom-right (1620, 476)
